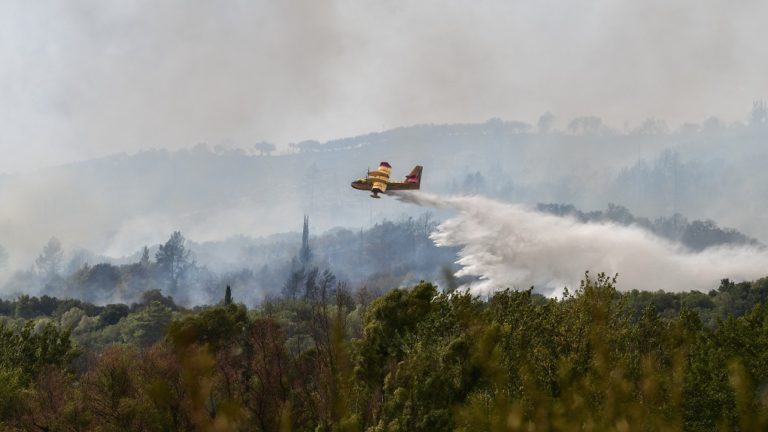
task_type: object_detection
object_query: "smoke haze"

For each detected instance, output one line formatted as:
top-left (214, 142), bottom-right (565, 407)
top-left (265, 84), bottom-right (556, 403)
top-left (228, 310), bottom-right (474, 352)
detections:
top-left (2, 2), bottom-right (768, 302)
top-left (396, 192), bottom-right (768, 296)
top-left (2, 0), bottom-right (768, 172)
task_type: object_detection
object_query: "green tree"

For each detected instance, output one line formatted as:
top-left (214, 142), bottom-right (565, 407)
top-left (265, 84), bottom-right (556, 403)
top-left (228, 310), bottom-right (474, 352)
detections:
top-left (0, 321), bottom-right (77, 384)
top-left (356, 282), bottom-right (437, 387)
top-left (100, 303), bottom-right (130, 326)
top-left (155, 231), bottom-right (191, 295)
top-left (254, 141), bottom-right (276, 156)
top-left (0, 367), bottom-right (24, 421)
top-left (119, 301), bottom-right (173, 346)
top-left (167, 304), bottom-right (248, 353)
top-left (140, 289), bottom-right (178, 310)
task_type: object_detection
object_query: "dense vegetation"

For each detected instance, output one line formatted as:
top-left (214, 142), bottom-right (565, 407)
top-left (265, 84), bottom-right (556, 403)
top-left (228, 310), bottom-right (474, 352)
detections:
top-left (1, 272), bottom-right (768, 430)
top-left (0, 194), bottom-right (765, 430)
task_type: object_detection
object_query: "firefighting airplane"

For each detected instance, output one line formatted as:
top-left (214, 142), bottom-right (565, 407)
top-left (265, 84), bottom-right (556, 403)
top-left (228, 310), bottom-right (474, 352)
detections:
top-left (351, 162), bottom-right (423, 198)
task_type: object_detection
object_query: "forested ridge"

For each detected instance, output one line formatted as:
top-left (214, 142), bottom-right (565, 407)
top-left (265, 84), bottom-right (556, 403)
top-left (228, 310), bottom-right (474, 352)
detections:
top-left (2, 271), bottom-right (768, 430)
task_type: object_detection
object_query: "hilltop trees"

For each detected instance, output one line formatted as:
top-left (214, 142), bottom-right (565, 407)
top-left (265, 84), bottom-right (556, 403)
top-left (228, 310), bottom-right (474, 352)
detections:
top-left (254, 141), bottom-right (276, 156)
top-left (568, 116), bottom-right (612, 135)
top-left (537, 112), bottom-right (556, 134)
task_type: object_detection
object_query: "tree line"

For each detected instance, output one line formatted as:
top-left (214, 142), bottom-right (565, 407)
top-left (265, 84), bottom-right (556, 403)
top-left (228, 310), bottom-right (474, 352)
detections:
top-left (536, 202), bottom-right (760, 251)
top-left (2, 271), bottom-right (768, 430)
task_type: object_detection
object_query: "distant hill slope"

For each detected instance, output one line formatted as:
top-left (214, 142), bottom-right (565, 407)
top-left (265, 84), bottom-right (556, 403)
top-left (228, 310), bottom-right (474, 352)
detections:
top-left (1, 119), bottom-right (768, 267)
top-left (536, 203), bottom-right (761, 252)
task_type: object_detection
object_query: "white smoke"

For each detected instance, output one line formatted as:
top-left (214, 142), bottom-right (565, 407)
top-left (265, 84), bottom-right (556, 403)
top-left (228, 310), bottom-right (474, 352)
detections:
top-left (4, 1), bottom-right (768, 173)
top-left (395, 192), bottom-right (768, 296)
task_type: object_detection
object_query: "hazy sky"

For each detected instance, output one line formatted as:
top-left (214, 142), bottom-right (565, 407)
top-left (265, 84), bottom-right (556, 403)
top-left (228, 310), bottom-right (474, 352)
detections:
top-left (1, 0), bottom-right (767, 173)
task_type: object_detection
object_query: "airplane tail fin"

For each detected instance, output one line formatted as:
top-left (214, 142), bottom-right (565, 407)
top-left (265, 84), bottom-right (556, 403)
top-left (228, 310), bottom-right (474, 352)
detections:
top-left (405, 165), bottom-right (423, 187)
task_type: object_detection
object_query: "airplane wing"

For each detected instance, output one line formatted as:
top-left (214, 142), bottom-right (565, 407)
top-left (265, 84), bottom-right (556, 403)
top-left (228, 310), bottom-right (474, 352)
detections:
top-left (368, 162), bottom-right (392, 194)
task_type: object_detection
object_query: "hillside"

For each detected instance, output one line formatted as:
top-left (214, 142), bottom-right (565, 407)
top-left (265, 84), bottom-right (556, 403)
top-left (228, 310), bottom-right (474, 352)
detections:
top-left (2, 117), bottom-right (768, 275)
